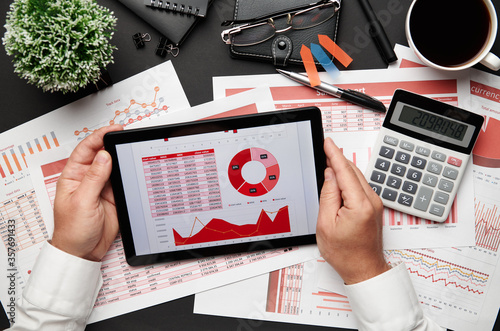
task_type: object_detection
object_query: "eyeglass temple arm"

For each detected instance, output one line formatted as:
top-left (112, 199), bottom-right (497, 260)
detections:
top-left (221, 0), bottom-right (332, 26)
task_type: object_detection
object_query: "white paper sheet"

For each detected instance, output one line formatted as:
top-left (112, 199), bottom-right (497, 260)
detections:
top-left (194, 258), bottom-right (358, 329)
top-left (0, 62), bottom-right (190, 321)
top-left (23, 87), bottom-right (323, 323)
top-left (318, 48), bottom-right (500, 331)
top-left (194, 52), bottom-right (500, 331)
top-left (213, 67), bottom-right (476, 249)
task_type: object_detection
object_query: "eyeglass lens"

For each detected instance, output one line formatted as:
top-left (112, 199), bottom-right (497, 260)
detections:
top-left (231, 4), bottom-right (336, 46)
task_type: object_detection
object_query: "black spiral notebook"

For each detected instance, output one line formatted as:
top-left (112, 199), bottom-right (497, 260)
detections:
top-left (117, 0), bottom-right (212, 46)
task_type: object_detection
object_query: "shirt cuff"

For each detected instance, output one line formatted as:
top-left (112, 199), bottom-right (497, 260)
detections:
top-left (344, 262), bottom-right (424, 330)
top-left (22, 241), bottom-right (103, 320)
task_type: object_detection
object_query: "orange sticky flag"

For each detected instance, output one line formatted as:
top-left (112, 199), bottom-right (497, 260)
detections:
top-left (318, 35), bottom-right (353, 68)
top-left (300, 45), bottom-right (321, 87)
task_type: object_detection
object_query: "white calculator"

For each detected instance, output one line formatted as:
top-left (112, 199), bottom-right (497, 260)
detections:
top-left (365, 89), bottom-right (484, 223)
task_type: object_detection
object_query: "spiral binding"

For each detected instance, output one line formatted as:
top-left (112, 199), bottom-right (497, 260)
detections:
top-left (147, 0), bottom-right (201, 16)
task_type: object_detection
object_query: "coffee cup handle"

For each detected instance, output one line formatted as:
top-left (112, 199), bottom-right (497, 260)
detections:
top-left (480, 52), bottom-right (500, 71)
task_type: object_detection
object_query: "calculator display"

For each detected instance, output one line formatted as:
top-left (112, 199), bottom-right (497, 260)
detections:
top-left (390, 102), bottom-right (476, 149)
top-left (398, 106), bottom-right (468, 141)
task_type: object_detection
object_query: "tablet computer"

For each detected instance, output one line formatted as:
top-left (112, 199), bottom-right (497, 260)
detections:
top-left (104, 107), bottom-right (325, 266)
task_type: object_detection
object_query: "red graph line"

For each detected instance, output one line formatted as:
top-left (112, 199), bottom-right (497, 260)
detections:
top-left (74, 86), bottom-right (166, 136)
top-left (475, 199), bottom-right (500, 251)
top-left (401, 250), bottom-right (490, 276)
top-left (386, 250), bottom-right (489, 294)
top-left (407, 269), bottom-right (485, 294)
top-left (173, 206), bottom-right (290, 246)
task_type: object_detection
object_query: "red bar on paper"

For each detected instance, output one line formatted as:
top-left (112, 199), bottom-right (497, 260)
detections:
top-left (300, 45), bottom-right (321, 87)
top-left (318, 35), bottom-right (353, 68)
top-left (266, 270), bottom-right (280, 313)
top-left (41, 158), bottom-right (68, 177)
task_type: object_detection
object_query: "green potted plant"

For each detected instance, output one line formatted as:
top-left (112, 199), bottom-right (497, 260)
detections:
top-left (2, 0), bottom-right (117, 93)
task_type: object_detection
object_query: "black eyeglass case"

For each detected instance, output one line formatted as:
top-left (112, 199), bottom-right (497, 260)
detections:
top-left (227, 0), bottom-right (341, 67)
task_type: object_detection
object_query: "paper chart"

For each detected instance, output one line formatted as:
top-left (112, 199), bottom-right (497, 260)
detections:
top-left (194, 258), bottom-right (358, 330)
top-left (23, 87), bottom-right (324, 323)
top-left (194, 60), bottom-right (500, 331)
top-left (0, 62), bottom-right (188, 320)
top-left (213, 67), bottom-right (475, 249)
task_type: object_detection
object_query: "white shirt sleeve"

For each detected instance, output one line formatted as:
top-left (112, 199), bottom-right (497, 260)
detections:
top-left (344, 262), bottom-right (445, 331)
top-left (8, 242), bottom-right (103, 331)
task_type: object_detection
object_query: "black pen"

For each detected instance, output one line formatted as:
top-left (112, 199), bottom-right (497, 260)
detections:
top-left (276, 69), bottom-right (386, 113)
top-left (358, 0), bottom-right (397, 64)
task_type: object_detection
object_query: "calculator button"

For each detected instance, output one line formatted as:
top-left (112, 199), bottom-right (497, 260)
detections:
top-left (402, 181), bottom-right (418, 194)
top-left (411, 156), bottom-right (427, 169)
top-left (414, 187), bottom-right (433, 212)
top-left (400, 140), bottom-right (414, 151)
top-left (398, 193), bottom-right (413, 206)
top-left (395, 151), bottom-right (411, 164)
top-left (443, 166), bottom-right (459, 180)
top-left (387, 176), bottom-right (402, 189)
top-left (382, 188), bottom-right (397, 201)
top-left (422, 174), bottom-right (438, 187)
top-left (379, 146), bottom-right (395, 159)
top-left (429, 204), bottom-right (445, 217)
top-left (383, 135), bottom-right (398, 146)
top-left (370, 171), bottom-right (386, 184)
top-left (434, 191), bottom-right (449, 204)
top-left (431, 151), bottom-right (446, 162)
top-left (438, 179), bottom-right (454, 192)
top-left (415, 146), bottom-right (430, 156)
top-left (407, 169), bottom-right (422, 182)
top-left (447, 156), bottom-right (462, 167)
top-left (427, 162), bottom-right (443, 175)
top-left (369, 183), bottom-right (382, 195)
top-left (391, 164), bottom-right (406, 176)
top-left (448, 156), bottom-right (462, 167)
top-left (375, 158), bottom-right (390, 171)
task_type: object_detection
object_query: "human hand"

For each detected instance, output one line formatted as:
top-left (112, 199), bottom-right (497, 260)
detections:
top-left (51, 125), bottom-right (123, 261)
top-left (316, 137), bottom-right (390, 284)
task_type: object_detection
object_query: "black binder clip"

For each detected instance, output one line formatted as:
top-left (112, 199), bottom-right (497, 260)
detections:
top-left (132, 33), bottom-right (151, 49)
top-left (155, 36), bottom-right (180, 58)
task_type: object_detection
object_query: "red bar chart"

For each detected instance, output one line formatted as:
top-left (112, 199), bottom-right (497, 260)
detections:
top-left (475, 198), bottom-right (500, 252)
top-left (0, 131), bottom-right (60, 179)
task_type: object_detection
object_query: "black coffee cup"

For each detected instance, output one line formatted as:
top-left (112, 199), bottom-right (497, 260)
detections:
top-left (406, 0), bottom-right (500, 71)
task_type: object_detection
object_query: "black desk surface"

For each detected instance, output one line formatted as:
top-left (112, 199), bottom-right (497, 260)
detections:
top-left (1, 0), bottom-right (500, 330)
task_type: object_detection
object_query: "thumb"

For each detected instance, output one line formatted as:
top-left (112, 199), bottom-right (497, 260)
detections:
top-left (317, 167), bottom-right (342, 225)
top-left (78, 150), bottom-right (112, 199)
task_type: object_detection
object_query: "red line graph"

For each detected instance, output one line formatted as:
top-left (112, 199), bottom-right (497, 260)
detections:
top-left (173, 206), bottom-right (291, 246)
top-left (74, 86), bottom-right (168, 136)
top-left (386, 250), bottom-right (489, 294)
top-left (475, 198), bottom-right (500, 252)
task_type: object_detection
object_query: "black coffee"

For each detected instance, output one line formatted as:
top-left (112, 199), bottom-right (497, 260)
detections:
top-left (409, 0), bottom-right (491, 67)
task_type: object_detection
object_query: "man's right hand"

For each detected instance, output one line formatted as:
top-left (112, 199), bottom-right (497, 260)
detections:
top-left (316, 137), bottom-right (390, 285)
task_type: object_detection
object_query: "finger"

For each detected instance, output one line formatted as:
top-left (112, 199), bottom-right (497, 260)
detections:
top-left (75, 150), bottom-right (113, 202)
top-left (69, 125), bottom-right (123, 166)
top-left (323, 138), bottom-right (366, 203)
top-left (61, 125), bottom-right (122, 182)
top-left (348, 161), bottom-right (383, 208)
top-left (317, 167), bottom-right (341, 232)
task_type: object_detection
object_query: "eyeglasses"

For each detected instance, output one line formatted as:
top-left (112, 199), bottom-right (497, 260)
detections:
top-left (221, 0), bottom-right (340, 46)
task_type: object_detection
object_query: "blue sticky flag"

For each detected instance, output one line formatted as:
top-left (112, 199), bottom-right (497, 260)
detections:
top-left (310, 43), bottom-right (340, 81)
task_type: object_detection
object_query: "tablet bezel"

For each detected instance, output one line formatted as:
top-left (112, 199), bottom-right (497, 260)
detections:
top-left (104, 107), bottom-right (325, 266)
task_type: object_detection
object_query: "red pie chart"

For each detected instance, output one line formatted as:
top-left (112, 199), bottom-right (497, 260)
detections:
top-left (228, 148), bottom-right (280, 196)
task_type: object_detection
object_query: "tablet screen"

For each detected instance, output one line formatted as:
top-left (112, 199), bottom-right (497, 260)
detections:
top-left (105, 107), bottom-right (325, 265)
